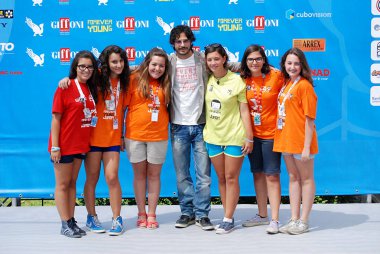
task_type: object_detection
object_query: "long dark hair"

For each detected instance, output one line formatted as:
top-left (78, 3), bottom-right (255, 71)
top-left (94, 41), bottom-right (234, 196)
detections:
top-left (240, 44), bottom-right (271, 79)
top-left (135, 47), bottom-right (171, 105)
top-left (280, 47), bottom-right (313, 85)
top-left (98, 45), bottom-right (130, 100)
top-left (204, 43), bottom-right (229, 73)
top-left (69, 50), bottom-right (98, 103)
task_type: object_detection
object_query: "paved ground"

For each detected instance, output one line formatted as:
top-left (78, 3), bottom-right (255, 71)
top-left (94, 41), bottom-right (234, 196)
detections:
top-left (0, 204), bottom-right (379, 254)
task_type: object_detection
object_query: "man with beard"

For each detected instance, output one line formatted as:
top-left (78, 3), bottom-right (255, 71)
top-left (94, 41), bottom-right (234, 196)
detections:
top-left (168, 25), bottom-right (214, 231)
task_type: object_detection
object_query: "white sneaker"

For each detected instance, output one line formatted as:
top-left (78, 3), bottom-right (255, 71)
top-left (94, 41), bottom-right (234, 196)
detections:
top-left (266, 220), bottom-right (279, 234)
top-left (242, 214), bottom-right (269, 227)
top-left (279, 219), bottom-right (297, 234)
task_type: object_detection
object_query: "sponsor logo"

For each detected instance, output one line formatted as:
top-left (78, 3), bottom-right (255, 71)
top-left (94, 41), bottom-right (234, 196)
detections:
top-left (51, 18), bottom-right (84, 34)
top-left (26, 48), bottom-right (44, 67)
top-left (124, 0), bottom-right (135, 4)
top-left (286, 9), bottom-right (332, 20)
top-left (32, 0), bottom-right (43, 6)
top-left (293, 38), bottom-right (326, 52)
top-left (372, 18), bottom-right (380, 38)
top-left (263, 48), bottom-right (279, 57)
top-left (91, 47), bottom-right (101, 58)
top-left (371, 64), bottom-right (380, 83)
top-left (217, 18), bottom-right (242, 31)
top-left (125, 47), bottom-right (149, 62)
top-left (228, 0), bottom-right (238, 4)
top-left (87, 19), bottom-right (112, 33)
top-left (193, 46), bottom-right (200, 52)
top-left (1, 22), bottom-right (7, 28)
top-left (59, 0), bottom-right (70, 5)
top-left (0, 42), bottom-right (15, 55)
top-left (0, 70), bottom-right (23, 75)
top-left (25, 17), bottom-right (44, 36)
top-left (156, 16), bottom-right (174, 35)
top-left (223, 47), bottom-right (239, 62)
top-left (246, 16), bottom-right (279, 33)
top-left (51, 48), bottom-right (79, 65)
top-left (370, 86), bottom-right (380, 106)
top-left (115, 17), bottom-right (149, 34)
top-left (372, 0), bottom-right (380, 15)
top-left (371, 41), bottom-right (380, 61)
top-left (181, 16), bottom-right (214, 31)
top-left (98, 0), bottom-right (108, 5)
top-left (0, 10), bottom-right (14, 19)
top-left (312, 68), bottom-right (330, 81)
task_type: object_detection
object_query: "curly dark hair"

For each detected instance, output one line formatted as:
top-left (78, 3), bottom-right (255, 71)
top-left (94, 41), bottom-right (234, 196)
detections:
top-left (98, 45), bottom-right (130, 100)
top-left (169, 25), bottom-right (196, 49)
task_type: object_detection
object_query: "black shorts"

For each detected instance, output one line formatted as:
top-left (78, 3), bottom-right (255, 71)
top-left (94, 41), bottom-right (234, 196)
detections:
top-left (248, 137), bottom-right (281, 175)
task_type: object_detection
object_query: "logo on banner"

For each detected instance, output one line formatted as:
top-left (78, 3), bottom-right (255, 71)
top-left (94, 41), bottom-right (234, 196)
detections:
top-left (371, 41), bottom-right (380, 61)
top-left (372, 0), bottom-right (380, 15)
top-left (156, 16), bottom-right (174, 35)
top-left (59, 0), bottom-right (70, 5)
top-left (32, 0), bottom-right (43, 6)
top-left (91, 47), bottom-right (101, 58)
top-left (125, 47), bottom-right (149, 62)
top-left (193, 46), bottom-right (200, 52)
top-left (116, 17), bottom-right (149, 34)
top-left (25, 17), bottom-right (44, 36)
top-left (371, 18), bottom-right (380, 38)
top-left (87, 19), bottom-right (112, 33)
top-left (312, 68), bottom-right (330, 81)
top-left (371, 64), bottom-right (380, 83)
top-left (228, 0), bottom-right (238, 4)
top-left (51, 18), bottom-right (84, 34)
top-left (26, 48), bottom-right (44, 67)
top-left (263, 48), bottom-right (279, 57)
top-left (285, 9), bottom-right (332, 20)
top-left (181, 16), bottom-right (214, 32)
top-left (293, 39), bottom-right (326, 52)
top-left (98, 0), bottom-right (108, 5)
top-left (223, 47), bottom-right (239, 62)
top-left (217, 18), bottom-right (242, 31)
top-left (246, 16), bottom-right (279, 33)
top-left (124, 0), bottom-right (135, 4)
top-left (0, 42), bottom-right (14, 56)
top-left (0, 10), bottom-right (14, 19)
top-left (51, 48), bottom-right (79, 65)
top-left (0, 22), bottom-right (7, 29)
top-left (370, 86), bottom-right (380, 106)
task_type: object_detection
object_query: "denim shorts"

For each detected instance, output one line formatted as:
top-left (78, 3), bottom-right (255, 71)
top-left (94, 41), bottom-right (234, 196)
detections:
top-left (90, 146), bottom-right (120, 152)
top-left (50, 153), bottom-right (86, 164)
top-left (205, 142), bottom-right (243, 158)
top-left (248, 137), bottom-right (281, 175)
top-left (283, 152), bottom-right (316, 160)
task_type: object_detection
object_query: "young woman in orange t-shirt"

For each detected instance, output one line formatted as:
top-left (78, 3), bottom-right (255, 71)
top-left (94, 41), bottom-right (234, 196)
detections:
top-left (124, 48), bottom-right (171, 229)
top-left (240, 45), bottom-right (284, 234)
top-left (274, 48), bottom-right (318, 235)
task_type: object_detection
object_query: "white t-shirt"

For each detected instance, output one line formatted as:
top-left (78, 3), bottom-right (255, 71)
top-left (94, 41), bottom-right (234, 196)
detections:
top-left (171, 55), bottom-right (201, 125)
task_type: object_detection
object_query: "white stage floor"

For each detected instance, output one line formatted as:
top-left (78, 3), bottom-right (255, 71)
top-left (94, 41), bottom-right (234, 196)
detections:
top-left (0, 204), bottom-right (379, 254)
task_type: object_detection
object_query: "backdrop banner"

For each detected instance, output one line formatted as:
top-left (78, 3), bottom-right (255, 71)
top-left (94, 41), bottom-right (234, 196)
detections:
top-left (1, 0), bottom-right (379, 198)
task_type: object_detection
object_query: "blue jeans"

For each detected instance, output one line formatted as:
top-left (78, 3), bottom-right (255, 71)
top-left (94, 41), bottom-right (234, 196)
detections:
top-left (171, 124), bottom-right (211, 219)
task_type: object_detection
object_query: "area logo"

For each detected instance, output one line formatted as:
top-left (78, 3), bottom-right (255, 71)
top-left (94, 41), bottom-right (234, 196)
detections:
top-left (51, 18), bottom-right (84, 34)
top-left (156, 16), bottom-right (174, 35)
top-left (0, 10), bottom-right (14, 19)
top-left (312, 68), bottom-right (330, 81)
top-left (223, 47), bottom-right (239, 62)
top-left (286, 9), bottom-right (332, 20)
top-left (217, 18), bottom-right (243, 32)
top-left (98, 0), bottom-right (108, 5)
top-left (25, 17), bottom-right (44, 36)
top-left (26, 48), bottom-right (44, 67)
top-left (125, 47), bottom-right (149, 62)
top-left (51, 48), bottom-right (79, 64)
top-left (246, 16), bottom-right (279, 33)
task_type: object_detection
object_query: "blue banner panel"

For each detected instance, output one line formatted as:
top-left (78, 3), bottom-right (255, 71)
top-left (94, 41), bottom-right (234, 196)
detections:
top-left (0, 0), bottom-right (379, 198)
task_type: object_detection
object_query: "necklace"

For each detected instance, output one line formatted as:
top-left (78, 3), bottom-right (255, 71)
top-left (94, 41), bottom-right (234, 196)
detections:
top-left (215, 70), bottom-right (228, 85)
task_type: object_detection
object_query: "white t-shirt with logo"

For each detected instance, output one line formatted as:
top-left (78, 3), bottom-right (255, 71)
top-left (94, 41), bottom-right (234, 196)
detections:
top-left (171, 55), bottom-right (201, 125)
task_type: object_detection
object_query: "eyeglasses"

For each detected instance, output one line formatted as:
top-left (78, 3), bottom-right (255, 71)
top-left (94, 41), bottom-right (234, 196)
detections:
top-left (204, 43), bottom-right (222, 51)
top-left (247, 57), bottom-right (264, 63)
top-left (77, 65), bottom-right (94, 71)
top-left (175, 39), bottom-right (190, 45)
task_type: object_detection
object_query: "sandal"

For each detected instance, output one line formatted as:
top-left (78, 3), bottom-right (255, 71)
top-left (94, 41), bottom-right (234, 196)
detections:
top-left (147, 214), bottom-right (159, 230)
top-left (137, 212), bottom-right (147, 228)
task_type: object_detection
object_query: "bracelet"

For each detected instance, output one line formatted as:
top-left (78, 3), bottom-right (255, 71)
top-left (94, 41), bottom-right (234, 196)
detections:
top-left (51, 146), bottom-right (60, 152)
top-left (245, 138), bottom-right (254, 143)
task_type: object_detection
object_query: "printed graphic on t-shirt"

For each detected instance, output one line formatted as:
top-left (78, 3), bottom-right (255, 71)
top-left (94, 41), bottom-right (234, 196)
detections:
top-left (176, 66), bottom-right (197, 92)
top-left (209, 99), bottom-right (221, 120)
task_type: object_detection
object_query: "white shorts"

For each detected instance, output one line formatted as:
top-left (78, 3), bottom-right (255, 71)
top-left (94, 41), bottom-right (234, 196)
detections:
top-left (125, 138), bottom-right (168, 164)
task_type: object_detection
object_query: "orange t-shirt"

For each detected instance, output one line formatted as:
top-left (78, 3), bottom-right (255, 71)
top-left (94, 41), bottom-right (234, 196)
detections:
top-left (246, 69), bottom-right (283, 139)
top-left (124, 73), bottom-right (169, 141)
top-left (90, 78), bottom-right (126, 147)
top-left (273, 77), bottom-right (318, 154)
